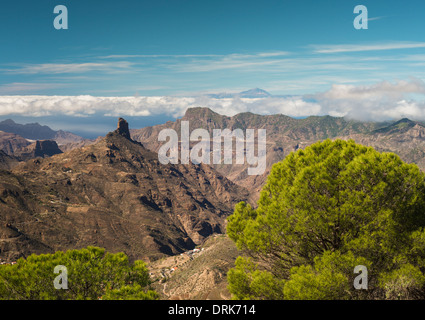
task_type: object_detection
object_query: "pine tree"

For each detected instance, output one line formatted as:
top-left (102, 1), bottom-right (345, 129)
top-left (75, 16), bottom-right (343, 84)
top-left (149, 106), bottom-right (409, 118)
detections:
top-left (227, 139), bottom-right (425, 299)
top-left (0, 246), bottom-right (159, 300)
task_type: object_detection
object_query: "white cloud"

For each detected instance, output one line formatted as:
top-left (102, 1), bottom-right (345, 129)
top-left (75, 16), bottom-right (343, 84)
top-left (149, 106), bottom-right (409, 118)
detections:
top-left (368, 16), bottom-right (387, 22)
top-left (111, 51), bottom-right (292, 73)
top-left (99, 52), bottom-right (289, 60)
top-left (0, 94), bottom-right (320, 119)
top-left (316, 79), bottom-right (425, 100)
top-left (313, 79), bottom-right (425, 121)
top-left (3, 61), bottom-right (135, 75)
top-left (1, 79), bottom-right (425, 122)
top-left (0, 82), bottom-right (66, 94)
top-left (202, 97), bottom-right (321, 117)
top-left (99, 54), bottom-right (222, 59)
top-left (312, 42), bottom-right (425, 54)
top-left (0, 95), bottom-right (196, 118)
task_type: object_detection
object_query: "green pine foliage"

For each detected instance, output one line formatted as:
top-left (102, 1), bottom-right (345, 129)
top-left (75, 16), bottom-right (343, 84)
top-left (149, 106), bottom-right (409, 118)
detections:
top-left (0, 246), bottom-right (159, 300)
top-left (227, 139), bottom-right (425, 299)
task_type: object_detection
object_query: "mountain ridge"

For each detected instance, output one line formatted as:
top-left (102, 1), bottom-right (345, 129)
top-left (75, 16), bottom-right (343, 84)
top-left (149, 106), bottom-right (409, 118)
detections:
top-left (0, 118), bottom-right (250, 262)
top-left (0, 118), bottom-right (84, 145)
top-left (130, 107), bottom-right (425, 200)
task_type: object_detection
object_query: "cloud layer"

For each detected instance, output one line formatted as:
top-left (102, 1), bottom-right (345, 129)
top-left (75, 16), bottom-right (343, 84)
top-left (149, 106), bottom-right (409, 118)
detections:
top-left (1, 79), bottom-right (425, 122)
top-left (313, 79), bottom-right (425, 120)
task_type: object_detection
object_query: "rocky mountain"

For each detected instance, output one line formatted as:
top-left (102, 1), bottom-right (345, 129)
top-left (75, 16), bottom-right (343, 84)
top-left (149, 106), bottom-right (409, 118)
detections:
top-left (13, 140), bottom-right (63, 161)
top-left (373, 118), bottom-right (420, 135)
top-left (4, 109), bottom-right (425, 300)
top-left (130, 107), bottom-right (389, 200)
top-left (0, 119), bottom-right (84, 145)
top-left (57, 137), bottom-right (100, 153)
top-left (0, 131), bottom-right (31, 155)
top-left (336, 118), bottom-right (425, 170)
top-left (0, 118), bottom-right (250, 262)
top-left (0, 128), bottom-right (64, 162)
top-left (0, 120), bottom-right (95, 164)
top-left (0, 150), bottom-right (19, 170)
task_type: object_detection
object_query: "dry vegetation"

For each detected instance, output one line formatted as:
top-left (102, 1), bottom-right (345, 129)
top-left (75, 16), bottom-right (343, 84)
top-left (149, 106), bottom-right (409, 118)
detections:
top-left (148, 234), bottom-right (239, 300)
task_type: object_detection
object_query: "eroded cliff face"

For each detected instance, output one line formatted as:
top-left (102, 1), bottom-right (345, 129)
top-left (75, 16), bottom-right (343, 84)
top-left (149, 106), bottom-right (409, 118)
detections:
top-left (0, 118), bottom-right (250, 262)
top-left (0, 131), bottom-right (31, 155)
top-left (131, 108), bottom-right (425, 201)
top-left (11, 139), bottom-right (63, 161)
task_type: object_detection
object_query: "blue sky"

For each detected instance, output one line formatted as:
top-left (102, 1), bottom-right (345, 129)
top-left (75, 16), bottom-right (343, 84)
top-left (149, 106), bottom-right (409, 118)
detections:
top-left (2, 0), bottom-right (425, 137)
top-left (2, 0), bottom-right (425, 96)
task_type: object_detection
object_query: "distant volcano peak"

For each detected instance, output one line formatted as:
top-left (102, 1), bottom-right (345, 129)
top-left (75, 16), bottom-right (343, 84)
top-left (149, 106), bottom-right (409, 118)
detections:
top-left (205, 88), bottom-right (272, 99)
top-left (239, 88), bottom-right (271, 98)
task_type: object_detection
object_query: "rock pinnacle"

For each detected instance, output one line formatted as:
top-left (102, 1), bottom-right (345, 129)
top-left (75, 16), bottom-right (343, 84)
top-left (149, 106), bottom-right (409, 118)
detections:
top-left (115, 117), bottom-right (131, 139)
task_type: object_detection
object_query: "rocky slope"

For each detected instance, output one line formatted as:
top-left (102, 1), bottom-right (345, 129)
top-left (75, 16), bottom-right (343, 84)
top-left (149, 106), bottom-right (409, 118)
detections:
top-left (13, 140), bottom-right (63, 161)
top-left (0, 118), bottom-right (250, 262)
top-left (0, 131), bottom-right (31, 155)
top-left (148, 234), bottom-right (239, 300)
top-left (336, 118), bottom-right (425, 170)
top-left (130, 107), bottom-right (389, 200)
top-left (0, 151), bottom-right (19, 170)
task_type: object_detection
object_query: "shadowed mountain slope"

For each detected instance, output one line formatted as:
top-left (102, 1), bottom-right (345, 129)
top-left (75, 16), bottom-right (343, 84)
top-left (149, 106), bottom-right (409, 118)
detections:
top-left (130, 107), bottom-right (389, 200)
top-left (0, 118), bottom-right (249, 262)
